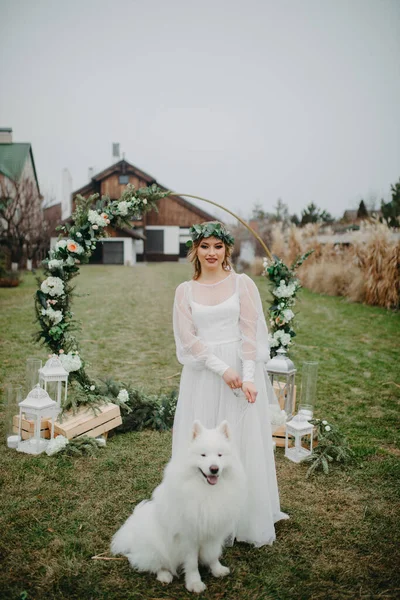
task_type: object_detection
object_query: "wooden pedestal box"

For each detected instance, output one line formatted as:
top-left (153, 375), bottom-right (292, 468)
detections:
top-left (53, 402), bottom-right (122, 440)
top-left (13, 415), bottom-right (50, 440)
top-left (272, 381), bottom-right (297, 448)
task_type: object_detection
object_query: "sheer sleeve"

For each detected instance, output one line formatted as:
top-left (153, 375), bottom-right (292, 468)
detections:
top-left (238, 273), bottom-right (271, 383)
top-left (173, 282), bottom-right (230, 376)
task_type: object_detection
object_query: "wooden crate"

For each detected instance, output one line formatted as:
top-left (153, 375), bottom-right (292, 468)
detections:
top-left (13, 414), bottom-right (50, 440)
top-left (53, 403), bottom-right (122, 440)
top-left (272, 382), bottom-right (297, 448)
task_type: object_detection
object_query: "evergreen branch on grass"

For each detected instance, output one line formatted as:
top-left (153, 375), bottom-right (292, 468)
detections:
top-left (304, 418), bottom-right (354, 478)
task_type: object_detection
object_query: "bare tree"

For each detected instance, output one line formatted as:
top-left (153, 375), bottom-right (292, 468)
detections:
top-left (0, 175), bottom-right (44, 268)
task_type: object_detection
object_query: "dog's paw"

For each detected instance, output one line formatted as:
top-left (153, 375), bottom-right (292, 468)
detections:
top-left (211, 563), bottom-right (230, 578)
top-left (157, 569), bottom-right (173, 584)
top-left (186, 579), bottom-right (206, 594)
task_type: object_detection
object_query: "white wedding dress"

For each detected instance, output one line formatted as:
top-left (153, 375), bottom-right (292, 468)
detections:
top-left (172, 270), bottom-right (288, 547)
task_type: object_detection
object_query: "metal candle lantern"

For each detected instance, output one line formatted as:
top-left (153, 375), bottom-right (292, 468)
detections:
top-left (285, 415), bottom-right (314, 463)
top-left (39, 355), bottom-right (68, 409)
top-left (17, 385), bottom-right (60, 455)
top-left (266, 348), bottom-right (297, 419)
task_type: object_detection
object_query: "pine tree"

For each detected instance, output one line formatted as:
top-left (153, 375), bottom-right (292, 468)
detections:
top-left (357, 199), bottom-right (369, 220)
top-left (381, 178), bottom-right (400, 227)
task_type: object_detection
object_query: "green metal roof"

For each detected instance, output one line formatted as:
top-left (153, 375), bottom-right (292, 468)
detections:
top-left (0, 143), bottom-right (40, 191)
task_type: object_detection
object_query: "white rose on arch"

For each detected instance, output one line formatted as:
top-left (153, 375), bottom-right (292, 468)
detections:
top-left (48, 259), bottom-right (64, 270)
top-left (41, 277), bottom-right (65, 297)
top-left (41, 306), bottom-right (63, 324)
top-left (268, 329), bottom-right (292, 348)
top-left (116, 201), bottom-right (129, 216)
top-left (55, 240), bottom-right (67, 250)
top-left (88, 209), bottom-right (109, 228)
top-left (282, 309), bottom-right (295, 322)
top-left (59, 352), bottom-right (82, 373)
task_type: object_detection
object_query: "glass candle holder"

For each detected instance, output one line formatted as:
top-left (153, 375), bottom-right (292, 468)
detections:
top-left (298, 361), bottom-right (318, 420)
top-left (4, 384), bottom-right (23, 448)
top-left (25, 358), bottom-right (42, 395)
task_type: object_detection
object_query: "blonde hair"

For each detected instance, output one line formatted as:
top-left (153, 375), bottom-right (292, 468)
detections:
top-left (187, 221), bottom-right (233, 280)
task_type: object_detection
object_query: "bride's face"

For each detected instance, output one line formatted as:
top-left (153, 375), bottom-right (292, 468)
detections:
top-left (196, 236), bottom-right (226, 271)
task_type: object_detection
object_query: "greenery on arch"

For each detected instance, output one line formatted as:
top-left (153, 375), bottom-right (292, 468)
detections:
top-left (34, 183), bottom-right (171, 417)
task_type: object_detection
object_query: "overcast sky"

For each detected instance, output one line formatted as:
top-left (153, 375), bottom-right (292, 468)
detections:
top-left (1, 0), bottom-right (399, 220)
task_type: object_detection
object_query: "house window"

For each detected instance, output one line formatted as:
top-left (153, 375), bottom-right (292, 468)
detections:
top-left (146, 229), bottom-right (164, 253)
top-left (119, 175), bottom-right (129, 184)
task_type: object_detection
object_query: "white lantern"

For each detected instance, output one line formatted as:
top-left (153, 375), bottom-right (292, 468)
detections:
top-left (285, 415), bottom-right (314, 463)
top-left (266, 348), bottom-right (297, 419)
top-left (39, 355), bottom-right (68, 409)
top-left (17, 385), bottom-right (60, 455)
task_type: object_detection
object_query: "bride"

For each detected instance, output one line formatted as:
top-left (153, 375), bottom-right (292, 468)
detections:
top-left (172, 221), bottom-right (288, 547)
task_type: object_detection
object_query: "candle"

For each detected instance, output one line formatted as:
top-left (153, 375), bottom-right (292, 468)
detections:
top-left (298, 408), bottom-right (313, 420)
top-left (7, 435), bottom-right (19, 449)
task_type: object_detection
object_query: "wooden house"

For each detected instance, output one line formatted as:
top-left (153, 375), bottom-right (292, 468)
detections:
top-left (0, 128), bottom-right (42, 268)
top-left (56, 159), bottom-right (216, 265)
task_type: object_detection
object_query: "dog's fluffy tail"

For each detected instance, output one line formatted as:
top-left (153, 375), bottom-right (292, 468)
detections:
top-left (111, 500), bottom-right (148, 556)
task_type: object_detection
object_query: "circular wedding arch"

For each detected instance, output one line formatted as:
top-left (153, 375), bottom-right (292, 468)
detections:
top-left (34, 185), bottom-right (274, 410)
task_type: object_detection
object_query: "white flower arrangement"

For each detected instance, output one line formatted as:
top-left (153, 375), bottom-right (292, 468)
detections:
top-left (55, 239), bottom-right (67, 250)
top-left (41, 306), bottom-right (63, 324)
top-left (46, 435), bottom-right (69, 456)
top-left (59, 351), bottom-right (82, 373)
top-left (88, 210), bottom-right (110, 228)
top-left (273, 279), bottom-right (298, 299)
top-left (48, 259), bottom-right (64, 270)
top-left (282, 308), bottom-right (294, 322)
top-left (116, 201), bottom-right (129, 216)
top-left (117, 389), bottom-right (129, 404)
top-left (268, 330), bottom-right (292, 348)
top-left (41, 277), bottom-right (65, 297)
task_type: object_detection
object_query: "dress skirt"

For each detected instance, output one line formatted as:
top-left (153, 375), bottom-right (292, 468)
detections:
top-left (172, 338), bottom-right (288, 547)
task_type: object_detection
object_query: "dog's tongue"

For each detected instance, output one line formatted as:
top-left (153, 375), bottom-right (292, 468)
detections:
top-left (207, 475), bottom-right (218, 485)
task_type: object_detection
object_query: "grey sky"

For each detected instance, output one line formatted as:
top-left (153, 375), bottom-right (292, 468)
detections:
top-left (1, 0), bottom-right (399, 221)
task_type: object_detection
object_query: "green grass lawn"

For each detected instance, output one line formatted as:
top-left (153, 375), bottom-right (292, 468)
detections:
top-left (0, 264), bottom-right (399, 600)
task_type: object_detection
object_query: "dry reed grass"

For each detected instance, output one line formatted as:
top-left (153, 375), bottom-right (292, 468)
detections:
top-left (262, 221), bottom-right (399, 309)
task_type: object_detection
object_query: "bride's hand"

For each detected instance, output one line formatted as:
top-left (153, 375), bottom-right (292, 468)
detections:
top-left (242, 381), bottom-right (258, 404)
top-left (223, 368), bottom-right (242, 390)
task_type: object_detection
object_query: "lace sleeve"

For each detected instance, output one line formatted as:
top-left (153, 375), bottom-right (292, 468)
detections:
top-left (173, 282), bottom-right (230, 376)
top-left (238, 274), bottom-right (270, 382)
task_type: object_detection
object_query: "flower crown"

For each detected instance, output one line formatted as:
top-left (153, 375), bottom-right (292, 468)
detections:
top-left (186, 222), bottom-right (235, 248)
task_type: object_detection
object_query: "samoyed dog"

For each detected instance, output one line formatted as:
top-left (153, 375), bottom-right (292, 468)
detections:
top-left (111, 420), bottom-right (246, 594)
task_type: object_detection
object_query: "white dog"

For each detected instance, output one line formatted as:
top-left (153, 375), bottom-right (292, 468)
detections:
top-left (111, 420), bottom-right (246, 593)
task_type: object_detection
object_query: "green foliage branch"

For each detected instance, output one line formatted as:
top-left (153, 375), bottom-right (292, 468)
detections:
top-left (103, 379), bottom-right (177, 432)
top-left (262, 251), bottom-right (314, 356)
top-left (304, 418), bottom-right (354, 478)
top-left (34, 183), bottom-right (169, 414)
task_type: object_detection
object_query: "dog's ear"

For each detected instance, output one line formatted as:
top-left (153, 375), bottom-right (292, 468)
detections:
top-left (218, 420), bottom-right (231, 440)
top-left (192, 420), bottom-right (204, 440)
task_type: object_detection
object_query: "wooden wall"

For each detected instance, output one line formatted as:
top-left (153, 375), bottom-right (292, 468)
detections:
top-left (100, 174), bottom-right (148, 199)
top-left (146, 196), bottom-right (207, 226)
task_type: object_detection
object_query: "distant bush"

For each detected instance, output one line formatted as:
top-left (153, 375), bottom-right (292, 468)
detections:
top-left (0, 258), bottom-right (21, 288)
